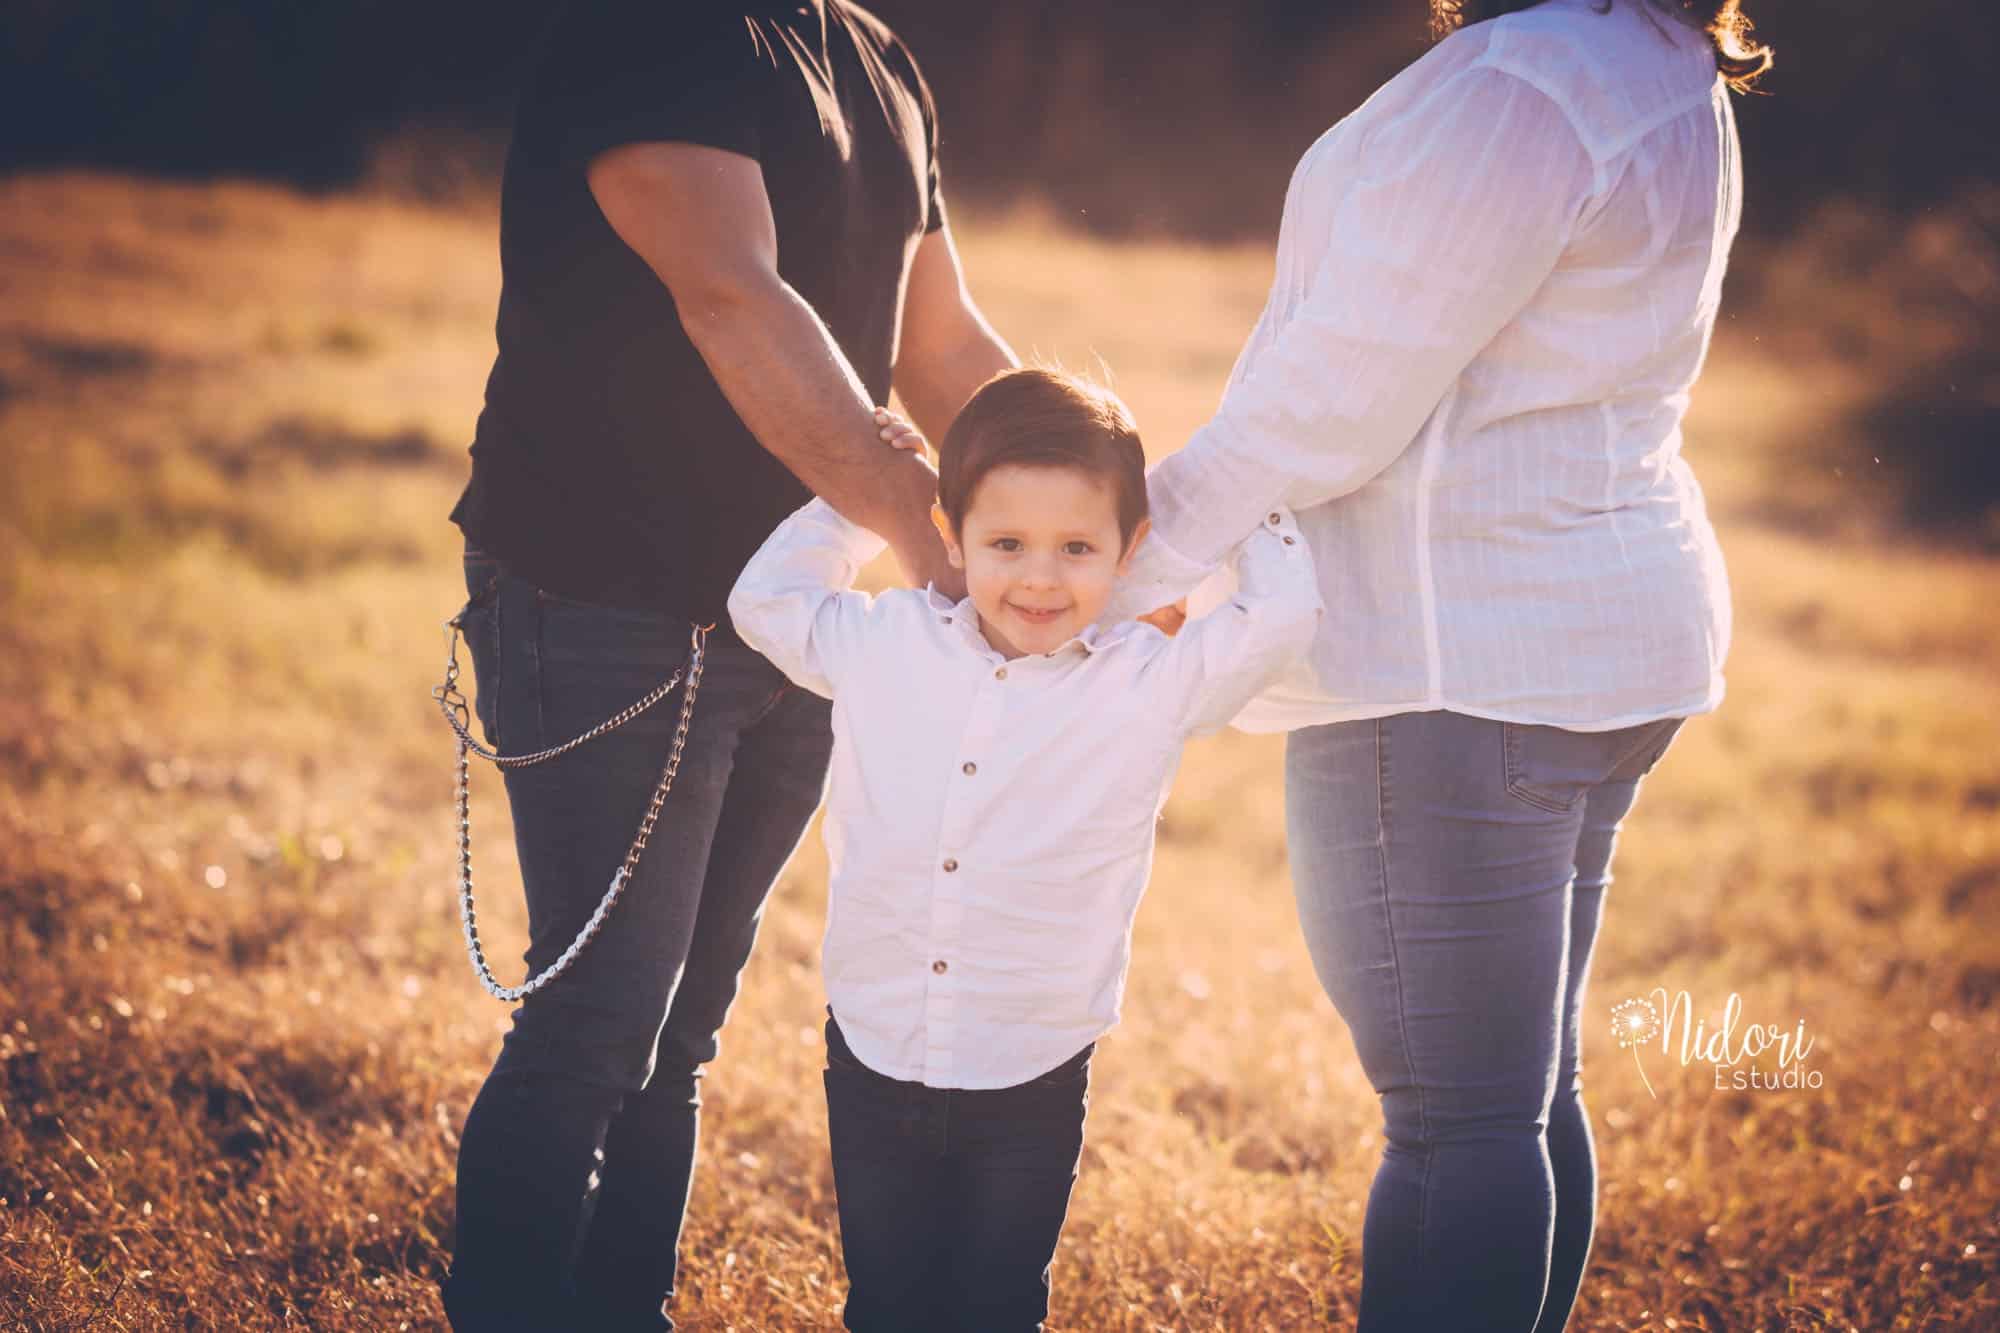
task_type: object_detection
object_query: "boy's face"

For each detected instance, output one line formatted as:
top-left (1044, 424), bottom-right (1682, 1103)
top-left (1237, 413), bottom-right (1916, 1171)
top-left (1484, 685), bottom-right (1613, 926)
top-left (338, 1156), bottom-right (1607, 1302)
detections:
top-left (934, 463), bottom-right (1146, 659)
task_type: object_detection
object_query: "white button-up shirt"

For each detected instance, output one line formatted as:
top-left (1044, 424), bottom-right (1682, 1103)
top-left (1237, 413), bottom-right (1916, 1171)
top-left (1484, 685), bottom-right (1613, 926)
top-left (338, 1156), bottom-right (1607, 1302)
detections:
top-left (729, 498), bottom-right (1321, 1088)
top-left (1106, 0), bottom-right (1738, 733)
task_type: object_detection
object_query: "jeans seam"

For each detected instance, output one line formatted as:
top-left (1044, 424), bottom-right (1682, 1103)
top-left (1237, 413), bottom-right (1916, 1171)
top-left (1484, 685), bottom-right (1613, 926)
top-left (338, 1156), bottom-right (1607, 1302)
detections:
top-left (457, 557), bottom-right (498, 749)
top-left (488, 577), bottom-right (506, 752)
top-left (532, 586), bottom-right (658, 614)
top-left (1026, 1048), bottom-right (1094, 1089)
top-left (527, 590), bottom-right (545, 749)
top-left (745, 681), bottom-right (792, 730)
top-left (1375, 718), bottom-right (1433, 1254)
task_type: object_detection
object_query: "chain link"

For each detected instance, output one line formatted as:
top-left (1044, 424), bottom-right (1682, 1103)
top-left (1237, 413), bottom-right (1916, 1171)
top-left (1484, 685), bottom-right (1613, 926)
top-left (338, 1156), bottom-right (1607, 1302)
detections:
top-left (433, 611), bottom-right (707, 1002)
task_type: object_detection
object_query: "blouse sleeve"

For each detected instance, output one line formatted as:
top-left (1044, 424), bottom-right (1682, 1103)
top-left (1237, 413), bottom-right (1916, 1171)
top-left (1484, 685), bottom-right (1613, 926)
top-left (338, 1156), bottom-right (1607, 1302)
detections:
top-left (1108, 62), bottom-right (1599, 615)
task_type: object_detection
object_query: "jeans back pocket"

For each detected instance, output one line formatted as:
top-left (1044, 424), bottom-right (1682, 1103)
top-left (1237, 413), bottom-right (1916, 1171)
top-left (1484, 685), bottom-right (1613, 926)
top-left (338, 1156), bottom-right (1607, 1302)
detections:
top-left (1502, 717), bottom-right (1686, 814)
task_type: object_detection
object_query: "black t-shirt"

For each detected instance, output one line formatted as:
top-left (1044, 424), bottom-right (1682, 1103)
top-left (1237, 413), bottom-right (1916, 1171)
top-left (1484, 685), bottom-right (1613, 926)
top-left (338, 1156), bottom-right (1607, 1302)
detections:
top-left (450, 0), bottom-right (944, 623)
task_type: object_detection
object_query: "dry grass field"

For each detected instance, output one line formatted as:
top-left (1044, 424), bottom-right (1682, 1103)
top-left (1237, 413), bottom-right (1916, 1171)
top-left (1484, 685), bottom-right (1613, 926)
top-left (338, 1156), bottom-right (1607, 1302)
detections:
top-left (1, 171), bottom-right (1996, 1331)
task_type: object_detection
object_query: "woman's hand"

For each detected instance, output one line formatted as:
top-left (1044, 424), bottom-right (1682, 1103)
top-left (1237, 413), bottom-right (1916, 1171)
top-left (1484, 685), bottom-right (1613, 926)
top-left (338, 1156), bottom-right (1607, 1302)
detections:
top-left (874, 407), bottom-right (928, 455)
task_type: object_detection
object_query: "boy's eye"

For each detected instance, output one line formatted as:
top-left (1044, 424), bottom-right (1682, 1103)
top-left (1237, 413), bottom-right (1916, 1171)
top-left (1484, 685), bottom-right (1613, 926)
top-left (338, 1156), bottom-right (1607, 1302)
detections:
top-left (990, 537), bottom-right (1022, 552)
top-left (1063, 541), bottom-right (1095, 556)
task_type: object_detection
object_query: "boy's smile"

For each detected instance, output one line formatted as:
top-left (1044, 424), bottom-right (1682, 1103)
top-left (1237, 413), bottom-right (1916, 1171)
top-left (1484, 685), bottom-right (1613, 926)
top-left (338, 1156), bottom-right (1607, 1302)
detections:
top-left (934, 463), bottom-right (1147, 659)
top-left (1006, 603), bottom-right (1068, 624)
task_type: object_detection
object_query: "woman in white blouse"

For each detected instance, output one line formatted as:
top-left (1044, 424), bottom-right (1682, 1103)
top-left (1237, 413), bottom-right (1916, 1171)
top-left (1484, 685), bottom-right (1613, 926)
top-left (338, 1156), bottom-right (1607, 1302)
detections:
top-left (1110, 2), bottom-right (1772, 1328)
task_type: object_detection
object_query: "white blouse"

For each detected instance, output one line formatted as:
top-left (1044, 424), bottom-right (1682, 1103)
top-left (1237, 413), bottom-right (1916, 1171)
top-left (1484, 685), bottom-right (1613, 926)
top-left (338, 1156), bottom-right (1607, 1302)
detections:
top-left (728, 500), bottom-right (1321, 1088)
top-left (1107, 0), bottom-right (1739, 733)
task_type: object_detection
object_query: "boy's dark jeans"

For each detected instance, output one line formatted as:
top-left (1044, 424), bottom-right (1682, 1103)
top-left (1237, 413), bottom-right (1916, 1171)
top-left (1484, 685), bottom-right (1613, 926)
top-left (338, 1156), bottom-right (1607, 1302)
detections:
top-left (824, 1013), bottom-right (1092, 1333)
top-left (443, 553), bottom-right (833, 1332)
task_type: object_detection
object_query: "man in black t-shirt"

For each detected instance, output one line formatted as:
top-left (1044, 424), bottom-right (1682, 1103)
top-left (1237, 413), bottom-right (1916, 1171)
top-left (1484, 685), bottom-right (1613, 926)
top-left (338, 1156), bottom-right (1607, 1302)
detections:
top-left (441, 4), bottom-right (1015, 1328)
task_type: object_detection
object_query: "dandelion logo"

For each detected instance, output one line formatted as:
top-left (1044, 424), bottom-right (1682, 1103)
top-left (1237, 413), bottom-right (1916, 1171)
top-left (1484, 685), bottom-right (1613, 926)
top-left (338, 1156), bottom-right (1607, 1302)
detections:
top-left (1611, 995), bottom-right (1662, 1099)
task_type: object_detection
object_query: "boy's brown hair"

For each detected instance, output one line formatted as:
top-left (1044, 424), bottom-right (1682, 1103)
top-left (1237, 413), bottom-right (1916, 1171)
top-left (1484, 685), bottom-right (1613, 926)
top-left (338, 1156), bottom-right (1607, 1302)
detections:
top-left (934, 368), bottom-right (1148, 546)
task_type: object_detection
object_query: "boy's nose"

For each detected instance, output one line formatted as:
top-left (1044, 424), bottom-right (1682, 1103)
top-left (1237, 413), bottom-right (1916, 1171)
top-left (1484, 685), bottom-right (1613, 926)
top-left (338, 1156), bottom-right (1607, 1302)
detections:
top-left (1020, 558), bottom-right (1060, 590)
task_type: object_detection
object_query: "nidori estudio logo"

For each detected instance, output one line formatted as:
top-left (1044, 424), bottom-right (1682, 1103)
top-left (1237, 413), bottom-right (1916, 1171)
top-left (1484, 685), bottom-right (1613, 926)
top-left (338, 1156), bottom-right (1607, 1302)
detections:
top-left (1610, 988), bottom-right (1822, 1098)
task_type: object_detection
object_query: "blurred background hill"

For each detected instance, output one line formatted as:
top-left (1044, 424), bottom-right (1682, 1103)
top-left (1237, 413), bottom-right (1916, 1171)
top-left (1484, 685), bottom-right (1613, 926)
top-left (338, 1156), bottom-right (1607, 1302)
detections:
top-left (1, 0), bottom-right (1992, 238)
top-left (4, 0), bottom-right (1996, 543)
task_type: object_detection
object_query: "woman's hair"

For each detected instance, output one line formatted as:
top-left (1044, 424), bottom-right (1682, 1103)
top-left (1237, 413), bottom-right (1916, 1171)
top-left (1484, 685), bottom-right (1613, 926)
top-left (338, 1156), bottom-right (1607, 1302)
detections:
top-left (1430, 1), bottom-right (1772, 92)
top-left (935, 368), bottom-right (1149, 547)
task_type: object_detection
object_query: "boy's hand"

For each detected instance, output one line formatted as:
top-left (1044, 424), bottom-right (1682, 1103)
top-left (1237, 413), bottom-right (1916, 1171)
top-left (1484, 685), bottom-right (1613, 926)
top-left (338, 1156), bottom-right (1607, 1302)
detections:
top-left (1138, 599), bottom-right (1188, 636)
top-left (874, 407), bottom-right (929, 455)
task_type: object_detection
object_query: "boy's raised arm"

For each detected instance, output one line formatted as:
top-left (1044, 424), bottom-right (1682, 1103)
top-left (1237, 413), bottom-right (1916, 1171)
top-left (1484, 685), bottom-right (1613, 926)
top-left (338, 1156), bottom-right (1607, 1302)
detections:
top-left (726, 498), bottom-right (888, 700)
top-left (1154, 507), bottom-right (1324, 737)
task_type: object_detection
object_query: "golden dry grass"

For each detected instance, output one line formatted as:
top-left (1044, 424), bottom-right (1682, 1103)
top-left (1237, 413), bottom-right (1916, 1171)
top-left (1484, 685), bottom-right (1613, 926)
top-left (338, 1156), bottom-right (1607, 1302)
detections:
top-left (1, 170), bottom-right (1996, 1331)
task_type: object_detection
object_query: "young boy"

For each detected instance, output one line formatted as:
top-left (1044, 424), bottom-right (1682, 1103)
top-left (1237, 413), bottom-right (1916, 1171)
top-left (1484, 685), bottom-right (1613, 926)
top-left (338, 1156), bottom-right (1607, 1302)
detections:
top-left (727, 368), bottom-right (1320, 1331)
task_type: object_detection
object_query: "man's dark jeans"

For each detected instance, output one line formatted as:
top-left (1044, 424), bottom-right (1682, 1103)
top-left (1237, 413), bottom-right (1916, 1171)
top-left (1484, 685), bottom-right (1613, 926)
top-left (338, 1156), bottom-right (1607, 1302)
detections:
top-left (823, 1013), bottom-right (1091, 1333)
top-left (443, 553), bottom-right (833, 1332)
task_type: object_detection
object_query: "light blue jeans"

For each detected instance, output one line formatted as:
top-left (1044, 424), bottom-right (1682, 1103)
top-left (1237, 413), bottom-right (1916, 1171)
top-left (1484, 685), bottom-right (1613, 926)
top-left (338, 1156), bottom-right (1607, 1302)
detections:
top-left (1286, 710), bottom-right (1684, 1333)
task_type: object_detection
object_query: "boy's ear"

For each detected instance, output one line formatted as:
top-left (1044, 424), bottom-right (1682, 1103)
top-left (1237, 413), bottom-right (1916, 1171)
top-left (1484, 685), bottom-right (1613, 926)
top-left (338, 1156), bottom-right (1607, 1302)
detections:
top-left (1117, 517), bottom-right (1151, 573)
top-left (930, 502), bottom-right (965, 570)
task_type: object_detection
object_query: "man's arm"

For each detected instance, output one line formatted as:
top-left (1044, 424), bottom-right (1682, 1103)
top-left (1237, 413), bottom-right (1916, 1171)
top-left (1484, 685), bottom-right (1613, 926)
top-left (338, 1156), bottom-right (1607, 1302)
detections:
top-left (892, 224), bottom-right (1017, 444)
top-left (587, 142), bottom-right (954, 592)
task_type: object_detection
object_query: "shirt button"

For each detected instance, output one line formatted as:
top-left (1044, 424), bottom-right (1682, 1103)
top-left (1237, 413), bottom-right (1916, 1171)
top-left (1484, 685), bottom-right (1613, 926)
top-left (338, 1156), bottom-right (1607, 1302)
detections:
top-left (941, 615), bottom-right (953, 624)
top-left (1283, 535), bottom-right (1296, 545)
top-left (1268, 511), bottom-right (1281, 525)
top-left (942, 858), bottom-right (958, 873)
top-left (932, 960), bottom-right (948, 975)
top-left (994, 667), bottom-right (1008, 680)
top-left (961, 761), bottom-right (977, 776)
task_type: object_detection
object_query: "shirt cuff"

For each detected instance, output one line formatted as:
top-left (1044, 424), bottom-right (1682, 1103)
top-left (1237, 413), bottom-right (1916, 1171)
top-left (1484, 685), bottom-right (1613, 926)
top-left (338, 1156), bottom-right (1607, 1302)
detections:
top-left (801, 497), bottom-right (890, 565)
top-left (1234, 505), bottom-right (1317, 600)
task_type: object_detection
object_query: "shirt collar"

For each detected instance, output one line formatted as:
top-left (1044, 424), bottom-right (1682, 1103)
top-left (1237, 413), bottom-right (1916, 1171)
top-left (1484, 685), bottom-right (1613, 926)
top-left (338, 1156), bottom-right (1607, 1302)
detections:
top-left (921, 586), bottom-right (1148, 661)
